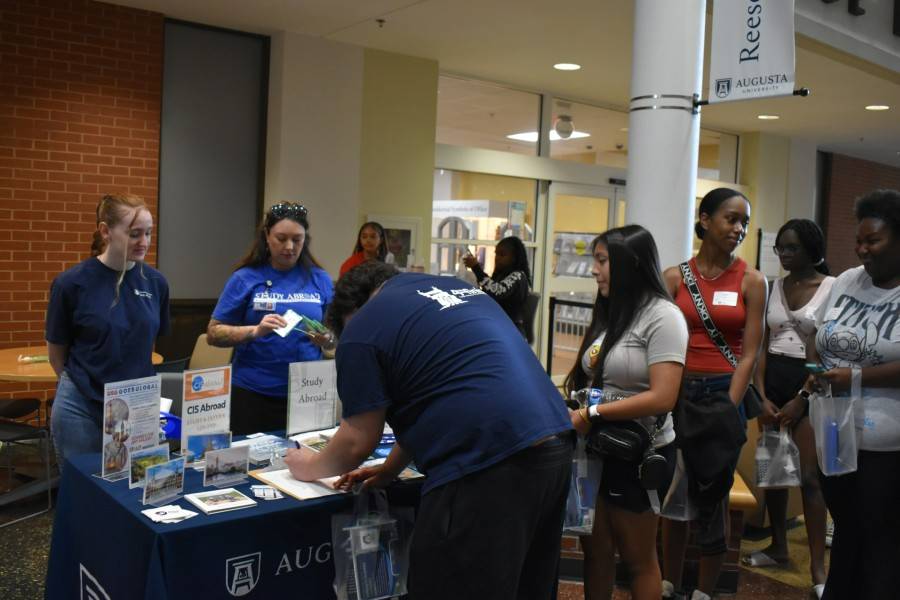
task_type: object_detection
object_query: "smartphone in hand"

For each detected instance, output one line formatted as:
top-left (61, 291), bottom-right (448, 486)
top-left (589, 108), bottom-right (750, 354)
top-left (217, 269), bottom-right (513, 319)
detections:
top-left (805, 362), bottom-right (827, 374)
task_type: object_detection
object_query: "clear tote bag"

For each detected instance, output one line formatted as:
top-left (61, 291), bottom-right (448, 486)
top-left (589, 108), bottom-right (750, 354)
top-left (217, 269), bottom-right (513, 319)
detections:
top-left (756, 428), bottom-right (801, 488)
top-left (660, 448), bottom-right (698, 521)
top-left (810, 372), bottom-right (862, 477)
top-left (332, 489), bottom-right (414, 600)
top-left (564, 437), bottom-right (603, 535)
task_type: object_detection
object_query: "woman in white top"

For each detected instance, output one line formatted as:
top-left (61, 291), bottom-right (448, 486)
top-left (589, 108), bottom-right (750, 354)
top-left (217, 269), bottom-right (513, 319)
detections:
top-left (566, 225), bottom-right (688, 600)
top-left (746, 219), bottom-right (834, 598)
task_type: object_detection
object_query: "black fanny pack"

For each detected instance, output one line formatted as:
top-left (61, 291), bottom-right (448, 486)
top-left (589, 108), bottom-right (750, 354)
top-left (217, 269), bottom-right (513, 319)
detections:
top-left (587, 417), bottom-right (668, 490)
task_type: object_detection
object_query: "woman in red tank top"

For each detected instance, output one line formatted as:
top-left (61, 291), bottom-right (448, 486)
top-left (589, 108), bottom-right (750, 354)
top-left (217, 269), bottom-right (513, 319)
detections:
top-left (659, 188), bottom-right (768, 600)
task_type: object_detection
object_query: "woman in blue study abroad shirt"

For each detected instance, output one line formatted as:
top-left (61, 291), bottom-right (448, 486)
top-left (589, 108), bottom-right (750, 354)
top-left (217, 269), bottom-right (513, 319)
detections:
top-left (207, 202), bottom-right (334, 435)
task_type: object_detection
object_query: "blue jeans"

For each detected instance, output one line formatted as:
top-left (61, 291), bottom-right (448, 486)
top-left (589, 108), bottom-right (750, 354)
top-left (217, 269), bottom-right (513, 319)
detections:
top-left (50, 372), bottom-right (103, 471)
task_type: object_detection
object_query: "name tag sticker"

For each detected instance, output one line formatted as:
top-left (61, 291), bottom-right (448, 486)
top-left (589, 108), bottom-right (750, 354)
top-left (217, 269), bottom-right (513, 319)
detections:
top-left (823, 307), bottom-right (841, 322)
top-left (253, 300), bottom-right (276, 312)
top-left (712, 291), bottom-right (738, 307)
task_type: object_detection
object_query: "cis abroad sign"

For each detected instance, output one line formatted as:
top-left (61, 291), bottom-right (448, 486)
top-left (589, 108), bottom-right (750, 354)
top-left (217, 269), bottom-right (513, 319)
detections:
top-left (709, 0), bottom-right (796, 104)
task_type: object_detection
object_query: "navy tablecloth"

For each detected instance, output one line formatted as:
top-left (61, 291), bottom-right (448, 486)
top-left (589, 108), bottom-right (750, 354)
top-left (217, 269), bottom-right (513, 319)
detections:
top-left (45, 452), bottom-right (420, 599)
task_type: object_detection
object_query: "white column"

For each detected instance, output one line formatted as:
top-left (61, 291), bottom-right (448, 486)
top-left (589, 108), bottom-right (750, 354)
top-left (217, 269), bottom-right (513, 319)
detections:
top-left (625, 0), bottom-right (706, 266)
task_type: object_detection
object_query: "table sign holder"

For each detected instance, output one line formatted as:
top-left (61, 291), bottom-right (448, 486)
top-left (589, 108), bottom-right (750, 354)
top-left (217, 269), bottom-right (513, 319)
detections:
top-left (101, 375), bottom-right (163, 482)
top-left (142, 456), bottom-right (186, 507)
top-left (180, 366), bottom-right (231, 452)
top-left (203, 445), bottom-right (250, 488)
top-left (287, 360), bottom-right (338, 436)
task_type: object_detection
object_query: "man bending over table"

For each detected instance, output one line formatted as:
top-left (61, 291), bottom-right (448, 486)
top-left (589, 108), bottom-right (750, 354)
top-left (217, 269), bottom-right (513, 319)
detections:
top-left (285, 261), bottom-right (573, 600)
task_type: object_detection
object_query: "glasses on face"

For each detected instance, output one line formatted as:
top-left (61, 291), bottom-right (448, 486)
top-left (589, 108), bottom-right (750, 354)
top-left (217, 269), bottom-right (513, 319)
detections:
top-left (268, 202), bottom-right (308, 220)
top-left (773, 244), bottom-right (802, 256)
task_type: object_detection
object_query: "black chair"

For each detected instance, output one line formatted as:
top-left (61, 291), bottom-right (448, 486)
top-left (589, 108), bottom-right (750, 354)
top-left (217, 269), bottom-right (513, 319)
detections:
top-left (0, 398), bottom-right (53, 528)
top-left (523, 292), bottom-right (541, 345)
top-left (154, 357), bottom-right (190, 374)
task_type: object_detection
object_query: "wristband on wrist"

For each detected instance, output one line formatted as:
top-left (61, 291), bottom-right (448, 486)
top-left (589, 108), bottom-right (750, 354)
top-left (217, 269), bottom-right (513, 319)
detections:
top-left (587, 404), bottom-right (606, 422)
top-left (798, 389), bottom-right (811, 401)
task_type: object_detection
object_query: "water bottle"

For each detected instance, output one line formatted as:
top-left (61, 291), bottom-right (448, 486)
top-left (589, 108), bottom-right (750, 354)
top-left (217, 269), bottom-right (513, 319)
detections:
top-left (569, 387), bottom-right (631, 408)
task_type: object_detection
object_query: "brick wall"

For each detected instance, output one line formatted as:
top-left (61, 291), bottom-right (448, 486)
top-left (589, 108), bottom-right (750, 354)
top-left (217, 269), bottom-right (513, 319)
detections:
top-left (0, 0), bottom-right (163, 402)
top-left (823, 153), bottom-right (900, 276)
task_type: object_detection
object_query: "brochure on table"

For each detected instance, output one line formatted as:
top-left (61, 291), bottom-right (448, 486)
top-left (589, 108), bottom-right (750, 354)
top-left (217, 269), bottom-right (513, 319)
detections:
top-left (203, 445), bottom-right (250, 487)
top-left (180, 366), bottom-right (231, 452)
top-left (287, 360), bottom-right (338, 436)
top-left (143, 456), bottom-right (185, 506)
top-left (101, 375), bottom-right (162, 481)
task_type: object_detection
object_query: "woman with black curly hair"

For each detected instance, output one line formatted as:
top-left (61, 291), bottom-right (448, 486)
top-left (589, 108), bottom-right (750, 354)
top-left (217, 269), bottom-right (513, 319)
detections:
top-left (803, 189), bottom-right (900, 600)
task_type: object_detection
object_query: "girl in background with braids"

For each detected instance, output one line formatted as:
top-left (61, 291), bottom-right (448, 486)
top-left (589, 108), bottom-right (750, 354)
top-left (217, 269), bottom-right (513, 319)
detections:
top-left (46, 194), bottom-right (170, 469)
top-left (744, 219), bottom-right (833, 598)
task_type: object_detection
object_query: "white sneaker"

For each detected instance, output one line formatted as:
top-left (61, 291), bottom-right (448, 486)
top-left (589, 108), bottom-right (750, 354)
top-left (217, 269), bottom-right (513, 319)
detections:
top-left (690, 590), bottom-right (712, 600)
top-left (662, 580), bottom-right (675, 598)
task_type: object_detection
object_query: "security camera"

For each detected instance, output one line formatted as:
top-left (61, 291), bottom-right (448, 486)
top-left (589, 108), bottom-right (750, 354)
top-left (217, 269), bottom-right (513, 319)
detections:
top-left (554, 115), bottom-right (574, 139)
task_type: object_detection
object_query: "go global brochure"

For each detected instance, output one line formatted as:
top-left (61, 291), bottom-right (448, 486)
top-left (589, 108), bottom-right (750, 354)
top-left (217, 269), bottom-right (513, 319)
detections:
top-left (180, 366), bottom-right (231, 451)
top-left (101, 375), bottom-right (162, 481)
top-left (185, 488), bottom-right (256, 514)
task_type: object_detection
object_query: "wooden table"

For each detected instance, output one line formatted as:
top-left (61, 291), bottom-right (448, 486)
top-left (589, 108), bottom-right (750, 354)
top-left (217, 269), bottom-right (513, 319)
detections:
top-left (0, 346), bottom-right (163, 383)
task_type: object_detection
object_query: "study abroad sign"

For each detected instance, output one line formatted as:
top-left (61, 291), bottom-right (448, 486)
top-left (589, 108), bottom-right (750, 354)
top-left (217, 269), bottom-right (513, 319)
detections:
top-left (709, 0), bottom-right (796, 103)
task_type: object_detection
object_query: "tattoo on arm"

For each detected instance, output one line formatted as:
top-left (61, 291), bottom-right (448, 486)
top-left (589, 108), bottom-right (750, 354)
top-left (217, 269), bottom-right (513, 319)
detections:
top-left (207, 319), bottom-right (255, 347)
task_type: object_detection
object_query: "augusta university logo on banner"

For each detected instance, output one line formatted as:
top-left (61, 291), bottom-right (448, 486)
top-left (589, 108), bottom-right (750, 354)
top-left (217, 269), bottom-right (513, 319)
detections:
top-left (709, 0), bottom-right (795, 103)
top-left (226, 553), bottom-right (261, 597)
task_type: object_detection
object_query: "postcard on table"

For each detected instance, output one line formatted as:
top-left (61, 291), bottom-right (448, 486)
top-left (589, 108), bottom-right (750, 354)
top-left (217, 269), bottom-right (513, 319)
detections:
top-left (184, 431), bottom-right (232, 465)
top-left (142, 457), bottom-right (185, 506)
top-left (184, 488), bottom-right (257, 514)
top-left (129, 444), bottom-right (170, 489)
top-left (203, 445), bottom-right (250, 487)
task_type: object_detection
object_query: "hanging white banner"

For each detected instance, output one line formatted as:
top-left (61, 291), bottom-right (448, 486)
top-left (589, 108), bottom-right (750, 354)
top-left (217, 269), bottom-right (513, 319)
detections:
top-left (708, 0), bottom-right (796, 104)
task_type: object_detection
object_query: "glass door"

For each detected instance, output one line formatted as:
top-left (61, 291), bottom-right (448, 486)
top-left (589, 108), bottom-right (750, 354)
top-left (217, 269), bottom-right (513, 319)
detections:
top-left (541, 182), bottom-right (625, 384)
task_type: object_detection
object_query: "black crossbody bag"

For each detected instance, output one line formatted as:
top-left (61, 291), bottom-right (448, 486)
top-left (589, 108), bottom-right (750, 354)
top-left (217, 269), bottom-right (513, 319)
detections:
top-left (587, 413), bottom-right (669, 490)
top-left (679, 261), bottom-right (763, 418)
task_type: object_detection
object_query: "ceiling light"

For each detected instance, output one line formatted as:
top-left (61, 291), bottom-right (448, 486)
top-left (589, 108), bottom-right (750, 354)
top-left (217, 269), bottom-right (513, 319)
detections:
top-left (506, 131), bottom-right (591, 142)
top-left (865, 105), bottom-right (890, 111)
top-left (757, 114), bottom-right (780, 120)
top-left (619, 127), bottom-right (629, 132)
top-left (553, 63), bottom-right (581, 71)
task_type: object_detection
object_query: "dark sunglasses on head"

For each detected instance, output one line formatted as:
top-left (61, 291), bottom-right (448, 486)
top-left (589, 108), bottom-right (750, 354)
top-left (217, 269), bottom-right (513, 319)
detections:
top-left (268, 202), bottom-right (308, 220)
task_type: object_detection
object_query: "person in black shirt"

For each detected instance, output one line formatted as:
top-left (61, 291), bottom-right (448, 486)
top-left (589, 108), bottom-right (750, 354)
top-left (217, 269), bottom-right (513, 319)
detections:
top-left (463, 235), bottom-right (531, 339)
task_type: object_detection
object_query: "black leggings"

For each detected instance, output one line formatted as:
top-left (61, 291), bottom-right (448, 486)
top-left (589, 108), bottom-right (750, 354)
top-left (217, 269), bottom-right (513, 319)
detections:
top-left (820, 450), bottom-right (900, 600)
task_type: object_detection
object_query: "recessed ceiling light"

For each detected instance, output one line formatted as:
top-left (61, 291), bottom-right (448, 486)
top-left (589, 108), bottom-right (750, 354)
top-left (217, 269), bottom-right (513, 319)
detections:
top-left (619, 127), bottom-right (629, 132)
top-left (865, 105), bottom-right (890, 111)
top-left (553, 63), bottom-right (581, 71)
top-left (506, 131), bottom-right (591, 142)
top-left (757, 114), bottom-right (780, 120)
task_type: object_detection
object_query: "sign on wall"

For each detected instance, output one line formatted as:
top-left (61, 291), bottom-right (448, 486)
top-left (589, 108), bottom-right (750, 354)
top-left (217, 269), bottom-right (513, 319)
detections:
top-left (709, 0), bottom-right (796, 103)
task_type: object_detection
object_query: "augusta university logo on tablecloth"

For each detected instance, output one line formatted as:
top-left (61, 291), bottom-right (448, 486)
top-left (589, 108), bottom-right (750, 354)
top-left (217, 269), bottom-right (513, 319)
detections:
top-left (80, 564), bottom-right (110, 600)
top-left (226, 552), bottom-right (261, 597)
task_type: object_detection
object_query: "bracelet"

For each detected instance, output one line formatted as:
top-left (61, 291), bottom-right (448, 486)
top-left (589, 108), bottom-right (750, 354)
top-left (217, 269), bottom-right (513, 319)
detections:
top-left (576, 408), bottom-right (590, 425)
top-left (587, 404), bottom-right (607, 423)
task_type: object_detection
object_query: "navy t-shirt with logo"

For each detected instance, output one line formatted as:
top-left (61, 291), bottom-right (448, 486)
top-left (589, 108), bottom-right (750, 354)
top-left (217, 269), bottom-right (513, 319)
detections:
top-left (45, 258), bottom-right (170, 403)
top-left (212, 263), bottom-right (334, 397)
top-left (336, 273), bottom-right (572, 493)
